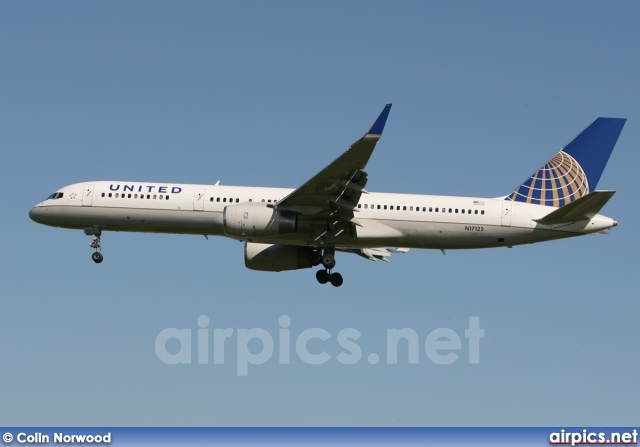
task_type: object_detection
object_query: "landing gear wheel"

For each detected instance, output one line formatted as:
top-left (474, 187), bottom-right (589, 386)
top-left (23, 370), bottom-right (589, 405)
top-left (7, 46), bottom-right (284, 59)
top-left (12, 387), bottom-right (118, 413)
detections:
top-left (321, 254), bottom-right (336, 269)
top-left (316, 269), bottom-right (330, 284)
top-left (329, 272), bottom-right (343, 287)
top-left (85, 227), bottom-right (104, 264)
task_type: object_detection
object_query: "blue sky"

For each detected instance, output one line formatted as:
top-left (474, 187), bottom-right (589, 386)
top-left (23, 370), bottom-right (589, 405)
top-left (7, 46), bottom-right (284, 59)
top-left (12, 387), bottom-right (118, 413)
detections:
top-left (1, 1), bottom-right (639, 426)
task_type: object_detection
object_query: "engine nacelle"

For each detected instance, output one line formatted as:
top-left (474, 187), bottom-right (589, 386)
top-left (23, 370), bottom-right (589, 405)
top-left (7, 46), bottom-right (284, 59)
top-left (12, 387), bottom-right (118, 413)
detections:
top-left (223, 203), bottom-right (297, 238)
top-left (245, 242), bottom-right (314, 272)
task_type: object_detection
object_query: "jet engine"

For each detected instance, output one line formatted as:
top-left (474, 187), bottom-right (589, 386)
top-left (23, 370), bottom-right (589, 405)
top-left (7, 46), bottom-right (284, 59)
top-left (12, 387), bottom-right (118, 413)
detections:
top-left (244, 242), bottom-right (314, 272)
top-left (223, 203), bottom-right (297, 238)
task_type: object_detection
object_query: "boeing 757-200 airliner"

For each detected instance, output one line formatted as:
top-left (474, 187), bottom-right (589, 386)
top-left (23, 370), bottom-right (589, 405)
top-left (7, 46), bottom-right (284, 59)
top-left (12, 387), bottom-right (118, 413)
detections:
top-left (29, 105), bottom-right (626, 287)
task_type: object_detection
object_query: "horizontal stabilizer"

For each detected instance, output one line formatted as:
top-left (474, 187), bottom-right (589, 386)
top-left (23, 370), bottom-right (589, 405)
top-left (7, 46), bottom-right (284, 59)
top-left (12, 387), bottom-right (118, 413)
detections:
top-left (534, 191), bottom-right (615, 225)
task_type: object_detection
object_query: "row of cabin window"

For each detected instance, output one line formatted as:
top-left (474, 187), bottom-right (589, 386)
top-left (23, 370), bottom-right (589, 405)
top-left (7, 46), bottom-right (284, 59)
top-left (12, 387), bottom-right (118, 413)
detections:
top-left (356, 203), bottom-right (485, 215)
top-left (211, 197), bottom-right (240, 203)
top-left (206, 197), bottom-right (485, 215)
top-left (101, 192), bottom-right (170, 200)
top-left (209, 198), bottom-right (278, 203)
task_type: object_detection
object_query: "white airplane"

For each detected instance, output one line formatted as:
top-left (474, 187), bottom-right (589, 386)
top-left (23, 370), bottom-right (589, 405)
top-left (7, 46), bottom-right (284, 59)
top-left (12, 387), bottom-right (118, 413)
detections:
top-left (30, 105), bottom-right (625, 287)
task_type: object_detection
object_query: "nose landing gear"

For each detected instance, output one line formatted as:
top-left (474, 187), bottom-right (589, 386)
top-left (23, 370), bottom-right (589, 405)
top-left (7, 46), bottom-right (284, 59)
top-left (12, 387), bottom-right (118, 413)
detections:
top-left (85, 227), bottom-right (103, 264)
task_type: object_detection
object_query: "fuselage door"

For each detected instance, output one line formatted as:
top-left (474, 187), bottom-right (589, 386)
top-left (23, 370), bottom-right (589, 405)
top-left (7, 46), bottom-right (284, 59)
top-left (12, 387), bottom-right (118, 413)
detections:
top-left (194, 188), bottom-right (206, 211)
top-left (82, 184), bottom-right (95, 207)
top-left (501, 202), bottom-right (512, 227)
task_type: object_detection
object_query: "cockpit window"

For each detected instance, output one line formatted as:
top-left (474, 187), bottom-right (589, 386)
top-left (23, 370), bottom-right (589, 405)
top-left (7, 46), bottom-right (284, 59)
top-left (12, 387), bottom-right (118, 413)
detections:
top-left (47, 192), bottom-right (64, 200)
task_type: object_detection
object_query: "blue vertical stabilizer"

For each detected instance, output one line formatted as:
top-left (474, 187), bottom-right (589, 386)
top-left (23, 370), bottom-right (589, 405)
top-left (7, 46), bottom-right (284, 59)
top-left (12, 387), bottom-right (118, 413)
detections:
top-left (506, 118), bottom-right (626, 207)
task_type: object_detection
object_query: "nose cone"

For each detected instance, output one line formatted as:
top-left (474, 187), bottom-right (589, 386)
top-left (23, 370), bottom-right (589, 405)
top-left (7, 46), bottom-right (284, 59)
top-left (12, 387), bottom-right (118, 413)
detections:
top-left (29, 206), bottom-right (47, 224)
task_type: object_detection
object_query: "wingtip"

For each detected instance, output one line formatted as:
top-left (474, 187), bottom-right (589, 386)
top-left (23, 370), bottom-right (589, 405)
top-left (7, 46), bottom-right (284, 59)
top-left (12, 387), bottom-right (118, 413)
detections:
top-left (366, 104), bottom-right (392, 136)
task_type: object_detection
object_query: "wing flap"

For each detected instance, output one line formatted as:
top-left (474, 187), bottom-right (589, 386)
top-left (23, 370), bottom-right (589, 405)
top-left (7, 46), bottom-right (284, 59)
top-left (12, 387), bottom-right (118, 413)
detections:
top-left (338, 246), bottom-right (410, 262)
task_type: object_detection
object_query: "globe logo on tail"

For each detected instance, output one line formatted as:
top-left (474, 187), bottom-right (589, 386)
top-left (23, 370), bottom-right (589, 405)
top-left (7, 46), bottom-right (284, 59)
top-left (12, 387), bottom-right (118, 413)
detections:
top-left (507, 151), bottom-right (589, 207)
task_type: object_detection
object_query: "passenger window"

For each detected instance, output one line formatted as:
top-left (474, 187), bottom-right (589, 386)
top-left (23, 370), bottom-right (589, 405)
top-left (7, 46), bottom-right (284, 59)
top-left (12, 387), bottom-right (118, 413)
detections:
top-left (474, 210), bottom-right (478, 214)
top-left (147, 194), bottom-right (151, 199)
top-left (461, 209), bottom-right (465, 214)
top-left (384, 205), bottom-right (387, 210)
top-left (128, 194), bottom-right (132, 198)
top-left (404, 206), bottom-right (408, 211)
top-left (166, 196), bottom-right (169, 200)
top-left (481, 210), bottom-right (485, 215)
top-left (236, 198), bottom-right (239, 203)
top-left (153, 195), bottom-right (157, 199)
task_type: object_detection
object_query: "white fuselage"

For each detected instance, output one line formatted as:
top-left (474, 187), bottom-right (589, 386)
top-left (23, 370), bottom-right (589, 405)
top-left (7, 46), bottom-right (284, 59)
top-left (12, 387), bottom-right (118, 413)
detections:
top-left (29, 181), bottom-right (617, 250)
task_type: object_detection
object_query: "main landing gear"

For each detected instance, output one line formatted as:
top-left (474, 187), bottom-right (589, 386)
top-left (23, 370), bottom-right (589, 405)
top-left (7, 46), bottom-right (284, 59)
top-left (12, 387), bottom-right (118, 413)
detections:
top-left (308, 249), bottom-right (343, 287)
top-left (85, 227), bottom-right (103, 264)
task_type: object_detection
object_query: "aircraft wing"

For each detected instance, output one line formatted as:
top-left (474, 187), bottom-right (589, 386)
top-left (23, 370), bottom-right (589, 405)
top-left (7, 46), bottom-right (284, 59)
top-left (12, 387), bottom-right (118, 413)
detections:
top-left (338, 246), bottom-right (410, 263)
top-left (276, 104), bottom-right (392, 232)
